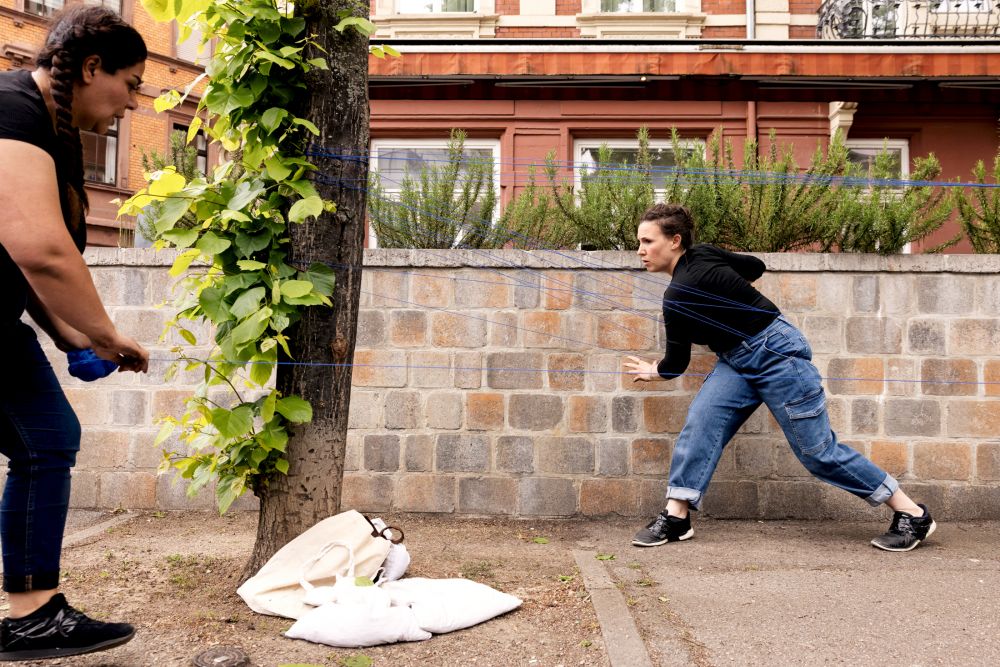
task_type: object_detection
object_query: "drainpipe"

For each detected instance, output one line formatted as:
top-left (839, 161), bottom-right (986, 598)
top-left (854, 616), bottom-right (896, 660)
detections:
top-left (746, 0), bottom-right (756, 39)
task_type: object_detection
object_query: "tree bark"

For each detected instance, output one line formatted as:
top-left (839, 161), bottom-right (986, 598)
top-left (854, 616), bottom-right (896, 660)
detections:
top-left (243, 0), bottom-right (370, 577)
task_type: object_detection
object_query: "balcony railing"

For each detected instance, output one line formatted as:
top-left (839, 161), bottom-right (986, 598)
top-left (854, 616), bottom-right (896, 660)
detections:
top-left (818, 0), bottom-right (1000, 38)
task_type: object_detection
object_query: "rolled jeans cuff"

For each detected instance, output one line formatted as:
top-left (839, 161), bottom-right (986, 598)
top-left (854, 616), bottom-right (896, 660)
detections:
top-left (3, 571), bottom-right (60, 593)
top-left (666, 486), bottom-right (703, 511)
top-left (864, 473), bottom-right (899, 507)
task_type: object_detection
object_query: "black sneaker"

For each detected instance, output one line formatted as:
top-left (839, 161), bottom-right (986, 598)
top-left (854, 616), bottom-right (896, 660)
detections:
top-left (632, 511), bottom-right (694, 547)
top-left (0, 593), bottom-right (135, 662)
top-left (870, 504), bottom-right (937, 552)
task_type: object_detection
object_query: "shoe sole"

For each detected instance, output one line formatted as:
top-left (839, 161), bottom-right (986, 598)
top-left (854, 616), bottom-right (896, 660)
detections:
top-left (631, 528), bottom-right (694, 547)
top-left (870, 520), bottom-right (937, 552)
top-left (0, 629), bottom-right (135, 662)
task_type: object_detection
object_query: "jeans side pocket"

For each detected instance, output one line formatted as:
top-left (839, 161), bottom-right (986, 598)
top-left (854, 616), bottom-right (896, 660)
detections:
top-left (784, 388), bottom-right (833, 455)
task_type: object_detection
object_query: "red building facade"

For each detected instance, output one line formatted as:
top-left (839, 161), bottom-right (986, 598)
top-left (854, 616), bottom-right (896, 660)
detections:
top-left (368, 1), bottom-right (1000, 251)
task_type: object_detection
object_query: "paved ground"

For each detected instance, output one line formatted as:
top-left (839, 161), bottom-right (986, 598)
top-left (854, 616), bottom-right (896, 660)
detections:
top-left (33, 511), bottom-right (1000, 666)
top-left (578, 517), bottom-right (1000, 666)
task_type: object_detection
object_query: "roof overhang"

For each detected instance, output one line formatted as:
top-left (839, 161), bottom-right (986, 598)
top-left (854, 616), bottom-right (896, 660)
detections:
top-left (368, 40), bottom-right (1000, 102)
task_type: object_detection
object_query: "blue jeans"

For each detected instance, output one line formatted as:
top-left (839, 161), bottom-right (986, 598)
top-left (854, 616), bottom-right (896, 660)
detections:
top-left (0, 323), bottom-right (80, 592)
top-left (667, 316), bottom-right (897, 510)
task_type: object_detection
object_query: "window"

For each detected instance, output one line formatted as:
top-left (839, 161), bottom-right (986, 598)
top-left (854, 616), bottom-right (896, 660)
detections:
top-left (574, 138), bottom-right (703, 198)
top-left (845, 139), bottom-right (909, 182)
top-left (846, 138), bottom-right (910, 252)
top-left (171, 122), bottom-right (209, 175)
top-left (601, 0), bottom-right (677, 11)
top-left (369, 138), bottom-right (501, 247)
top-left (175, 23), bottom-right (210, 64)
top-left (397, 0), bottom-right (477, 12)
top-left (23, 0), bottom-right (63, 18)
top-left (83, 0), bottom-right (122, 11)
top-left (81, 118), bottom-right (117, 185)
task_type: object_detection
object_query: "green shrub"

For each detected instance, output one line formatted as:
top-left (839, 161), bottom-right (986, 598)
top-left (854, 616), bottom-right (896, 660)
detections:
top-left (955, 152), bottom-right (1000, 253)
top-left (821, 148), bottom-right (957, 254)
top-left (368, 129), bottom-right (501, 249)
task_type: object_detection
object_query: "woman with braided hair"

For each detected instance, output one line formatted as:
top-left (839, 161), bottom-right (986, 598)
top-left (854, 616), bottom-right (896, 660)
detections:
top-left (0, 5), bottom-right (148, 661)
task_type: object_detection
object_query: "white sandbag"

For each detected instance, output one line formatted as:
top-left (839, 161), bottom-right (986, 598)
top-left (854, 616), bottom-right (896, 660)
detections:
top-left (382, 577), bottom-right (522, 634)
top-left (370, 518), bottom-right (410, 582)
top-left (285, 604), bottom-right (431, 648)
top-left (237, 510), bottom-right (391, 620)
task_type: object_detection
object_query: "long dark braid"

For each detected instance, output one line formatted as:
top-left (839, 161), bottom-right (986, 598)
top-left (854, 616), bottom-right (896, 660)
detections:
top-left (34, 5), bottom-right (146, 230)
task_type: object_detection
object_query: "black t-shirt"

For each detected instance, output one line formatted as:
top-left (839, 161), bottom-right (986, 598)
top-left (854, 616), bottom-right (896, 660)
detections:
top-left (657, 244), bottom-right (780, 378)
top-left (0, 69), bottom-right (87, 325)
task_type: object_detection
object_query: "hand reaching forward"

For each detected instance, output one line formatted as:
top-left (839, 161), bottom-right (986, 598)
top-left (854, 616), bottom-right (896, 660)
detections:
top-left (624, 356), bottom-right (659, 383)
top-left (93, 332), bottom-right (149, 373)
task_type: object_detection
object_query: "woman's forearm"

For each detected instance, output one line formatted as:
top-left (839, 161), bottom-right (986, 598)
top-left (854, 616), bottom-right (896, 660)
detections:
top-left (22, 252), bottom-right (117, 349)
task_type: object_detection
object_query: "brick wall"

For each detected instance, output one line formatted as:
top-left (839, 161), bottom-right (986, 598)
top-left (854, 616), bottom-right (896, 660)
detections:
top-left (6, 249), bottom-right (998, 520)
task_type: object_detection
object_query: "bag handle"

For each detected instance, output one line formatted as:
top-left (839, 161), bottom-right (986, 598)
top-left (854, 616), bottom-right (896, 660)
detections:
top-left (362, 515), bottom-right (406, 545)
top-left (299, 540), bottom-right (354, 592)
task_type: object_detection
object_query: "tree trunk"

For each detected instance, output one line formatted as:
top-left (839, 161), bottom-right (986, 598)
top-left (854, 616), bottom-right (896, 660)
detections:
top-left (243, 0), bottom-right (370, 577)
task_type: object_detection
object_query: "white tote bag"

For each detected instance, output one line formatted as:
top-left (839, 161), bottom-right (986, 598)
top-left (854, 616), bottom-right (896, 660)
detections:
top-left (237, 510), bottom-right (392, 619)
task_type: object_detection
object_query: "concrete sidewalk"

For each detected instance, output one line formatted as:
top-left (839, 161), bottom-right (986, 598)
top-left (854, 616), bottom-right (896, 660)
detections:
top-left (576, 517), bottom-right (1000, 666)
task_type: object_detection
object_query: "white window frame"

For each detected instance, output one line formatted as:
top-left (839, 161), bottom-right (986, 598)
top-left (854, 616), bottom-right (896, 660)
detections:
top-left (21, 0), bottom-right (63, 18)
top-left (395, 0), bottom-right (479, 13)
top-left (573, 137), bottom-right (704, 201)
top-left (369, 137), bottom-right (502, 248)
top-left (81, 118), bottom-right (118, 186)
top-left (845, 138), bottom-right (912, 253)
top-left (598, 0), bottom-right (683, 12)
top-left (844, 138), bottom-right (910, 181)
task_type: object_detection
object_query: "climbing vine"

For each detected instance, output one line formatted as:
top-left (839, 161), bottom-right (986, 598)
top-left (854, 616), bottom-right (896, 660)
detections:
top-left (120, 0), bottom-right (384, 511)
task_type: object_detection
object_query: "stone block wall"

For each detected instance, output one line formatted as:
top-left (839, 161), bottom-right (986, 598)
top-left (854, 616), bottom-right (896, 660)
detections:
top-left (4, 248), bottom-right (998, 520)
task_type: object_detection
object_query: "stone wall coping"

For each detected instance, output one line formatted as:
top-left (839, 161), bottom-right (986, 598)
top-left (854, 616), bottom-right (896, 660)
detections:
top-left (85, 247), bottom-right (1000, 273)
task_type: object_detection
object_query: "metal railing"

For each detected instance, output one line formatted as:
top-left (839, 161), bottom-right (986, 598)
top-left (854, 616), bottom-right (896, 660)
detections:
top-left (817, 0), bottom-right (1000, 38)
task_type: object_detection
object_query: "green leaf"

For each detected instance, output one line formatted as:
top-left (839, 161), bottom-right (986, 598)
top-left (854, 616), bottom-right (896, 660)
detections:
top-left (198, 287), bottom-right (230, 323)
top-left (281, 293), bottom-right (324, 306)
top-left (259, 422), bottom-right (288, 452)
top-left (161, 228), bottom-right (199, 249)
top-left (231, 287), bottom-right (266, 320)
top-left (275, 396), bottom-right (312, 423)
top-left (195, 231), bottom-right (231, 255)
top-left (178, 328), bottom-right (197, 345)
top-left (142, 0), bottom-right (174, 22)
top-left (595, 553), bottom-right (616, 561)
top-left (154, 89), bottom-right (182, 112)
top-left (279, 280), bottom-right (313, 298)
top-left (261, 107), bottom-right (288, 134)
top-left (341, 656), bottom-right (373, 667)
top-left (148, 168), bottom-right (186, 197)
top-left (249, 350), bottom-right (275, 386)
top-left (227, 181), bottom-right (264, 211)
top-left (305, 264), bottom-right (336, 296)
top-left (265, 155), bottom-right (292, 182)
top-left (288, 196), bottom-right (323, 223)
top-left (211, 406), bottom-right (253, 439)
top-left (261, 391), bottom-right (277, 423)
top-left (274, 457), bottom-right (289, 474)
top-left (169, 249), bottom-right (201, 277)
top-left (256, 50), bottom-right (295, 69)
top-left (234, 229), bottom-right (273, 257)
top-left (154, 195), bottom-right (193, 234)
top-left (292, 118), bottom-right (320, 136)
top-left (229, 309), bottom-right (272, 346)
top-left (532, 537), bottom-right (549, 544)
top-left (306, 57), bottom-right (329, 70)
top-left (353, 576), bottom-right (375, 587)
top-left (153, 421), bottom-right (176, 448)
top-left (237, 260), bottom-right (267, 271)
